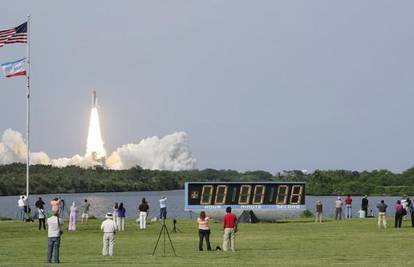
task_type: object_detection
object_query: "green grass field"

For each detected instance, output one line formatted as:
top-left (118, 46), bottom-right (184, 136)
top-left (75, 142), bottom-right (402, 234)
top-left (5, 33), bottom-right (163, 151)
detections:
top-left (0, 217), bottom-right (413, 266)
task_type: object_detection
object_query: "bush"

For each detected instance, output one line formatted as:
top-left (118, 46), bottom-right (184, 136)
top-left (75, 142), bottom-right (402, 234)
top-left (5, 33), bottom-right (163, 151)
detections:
top-left (302, 209), bottom-right (313, 218)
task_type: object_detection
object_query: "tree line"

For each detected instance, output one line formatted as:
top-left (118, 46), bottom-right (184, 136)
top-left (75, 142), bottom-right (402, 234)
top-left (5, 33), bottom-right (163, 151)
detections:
top-left (1, 163), bottom-right (414, 196)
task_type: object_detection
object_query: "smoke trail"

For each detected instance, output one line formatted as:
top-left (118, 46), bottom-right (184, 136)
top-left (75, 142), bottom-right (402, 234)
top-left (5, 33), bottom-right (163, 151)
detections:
top-left (0, 129), bottom-right (196, 170)
top-left (106, 132), bottom-right (196, 170)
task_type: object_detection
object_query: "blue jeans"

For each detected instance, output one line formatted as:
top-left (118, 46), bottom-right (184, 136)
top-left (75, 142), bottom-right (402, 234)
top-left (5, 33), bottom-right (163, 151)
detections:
top-left (18, 207), bottom-right (24, 221)
top-left (160, 207), bottom-right (167, 220)
top-left (346, 205), bottom-right (352, 218)
top-left (47, 236), bottom-right (61, 263)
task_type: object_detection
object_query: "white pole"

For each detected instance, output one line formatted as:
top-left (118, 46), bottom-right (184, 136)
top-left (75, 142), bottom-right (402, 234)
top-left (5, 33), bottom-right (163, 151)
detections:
top-left (26, 15), bottom-right (31, 199)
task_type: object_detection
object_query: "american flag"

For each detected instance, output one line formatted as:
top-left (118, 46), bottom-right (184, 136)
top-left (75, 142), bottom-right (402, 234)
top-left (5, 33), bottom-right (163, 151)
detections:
top-left (0, 22), bottom-right (27, 47)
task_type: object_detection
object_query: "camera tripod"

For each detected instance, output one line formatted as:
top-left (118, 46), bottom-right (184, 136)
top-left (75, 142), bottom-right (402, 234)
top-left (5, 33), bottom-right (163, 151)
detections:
top-left (170, 219), bottom-right (182, 233)
top-left (152, 219), bottom-right (177, 256)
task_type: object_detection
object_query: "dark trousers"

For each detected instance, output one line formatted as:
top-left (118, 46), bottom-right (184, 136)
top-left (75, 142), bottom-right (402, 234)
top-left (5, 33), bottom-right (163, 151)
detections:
top-left (411, 213), bottom-right (414, 227)
top-left (362, 207), bottom-right (368, 217)
top-left (38, 218), bottom-right (46, 230)
top-left (160, 207), bottom-right (167, 220)
top-left (47, 237), bottom-right (61, 263)
top-left (198, 229), bottom-right (211, 251)
top-left (395, 213), bottom-right (403, 228)
top-left (335, 207), bottom-right (342, 220)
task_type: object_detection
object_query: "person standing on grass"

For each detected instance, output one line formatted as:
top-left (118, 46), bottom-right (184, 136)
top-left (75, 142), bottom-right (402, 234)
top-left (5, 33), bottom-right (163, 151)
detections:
top-left (394, 200), bottom-right (404, 228)
top-left (315, 200), bottom-right (323, 223)
top-left (361, 195), bottom-right (369, 218)
top-left (335, 197), bottom-right (343, 220)
top-left (38, 207), bottom-right (46, 230)
top-left (376, 200), bottom-right (387, 229)
top-left (68, 202), bottom-right (78, 231)
top-left (159, 196), bottom-right (167, 220)
top-left (197, 211), bottom-right (212, 251)
top-left (101, 213), bottom-right (117, 257)
top-left (17, 196), bottom-right (25, 221)
top-left (223, 207), bottom-right (237, 252)
top-left (117, 202), bottom-right (126, 231)
top-left (138, 198), bottom-right (149, 229)
top-left (81, 199), bottom-right (91, 224)
top-left (409, 200), bottom-right (414, 227)
top-left (113, 202), bottom-right (119, 228)
top-left (345, 195), bottom-right (352, 219)
top-left (47, 211), bottom-right (63, 264)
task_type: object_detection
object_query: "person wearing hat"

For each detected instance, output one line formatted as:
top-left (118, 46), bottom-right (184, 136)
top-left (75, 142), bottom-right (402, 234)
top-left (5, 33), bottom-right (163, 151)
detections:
top-left (101, 213), bottom-right (117, 256)
top-left (335, 196), bottom-right (343, 220)
top-left (315, 200), bottom-right (323, 223)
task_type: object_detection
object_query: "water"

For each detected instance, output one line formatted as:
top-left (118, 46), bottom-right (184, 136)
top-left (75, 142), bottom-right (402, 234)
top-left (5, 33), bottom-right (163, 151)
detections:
top-left (0, 191), bottom-right (405, 219)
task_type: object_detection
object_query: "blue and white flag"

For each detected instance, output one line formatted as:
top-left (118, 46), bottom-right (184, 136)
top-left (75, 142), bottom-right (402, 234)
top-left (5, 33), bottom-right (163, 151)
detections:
top-left (1, 58), bottom-right (26, 78)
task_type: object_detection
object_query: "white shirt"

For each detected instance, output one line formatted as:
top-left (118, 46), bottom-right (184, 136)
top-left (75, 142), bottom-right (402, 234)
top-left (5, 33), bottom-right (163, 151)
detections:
top-left (38, 208), bottom-right (45, 219)
top-left (159, 198), bottom-right (167, 208)
top-left (18, 199), bottom-right (25, 207)
top-left (101, 219), bottom-right (117, 233)
top-left (335, 200), bottom-right (343, 208)
top-left (47, 216), bottom-right (63, 237)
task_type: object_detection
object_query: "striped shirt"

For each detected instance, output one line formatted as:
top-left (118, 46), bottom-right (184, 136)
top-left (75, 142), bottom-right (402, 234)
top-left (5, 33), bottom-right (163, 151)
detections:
top-left (197, 217), bottom-right (210, 230)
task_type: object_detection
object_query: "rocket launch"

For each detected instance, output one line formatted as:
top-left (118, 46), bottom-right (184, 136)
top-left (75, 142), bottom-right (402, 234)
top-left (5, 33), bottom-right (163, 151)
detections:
top-left (86, 90), bottom-right (106, 161)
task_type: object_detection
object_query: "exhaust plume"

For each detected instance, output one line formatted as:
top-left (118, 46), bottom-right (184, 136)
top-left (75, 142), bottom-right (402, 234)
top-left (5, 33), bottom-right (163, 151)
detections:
top-left (0, 128), bottom-right (196, 170)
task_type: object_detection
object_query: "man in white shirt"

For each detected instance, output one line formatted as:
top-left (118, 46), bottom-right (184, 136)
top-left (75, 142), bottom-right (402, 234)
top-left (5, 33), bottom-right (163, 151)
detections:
top-left (47, 211), bottom-right (64, 264)
top-left (335, 197), bottom-right (343, 220)
top-left (101, 212), bottom-right (117, 256)
top-left (159, 196), bottom-right (167, 220)
top-left (17, 196), bottom-right (25, 221)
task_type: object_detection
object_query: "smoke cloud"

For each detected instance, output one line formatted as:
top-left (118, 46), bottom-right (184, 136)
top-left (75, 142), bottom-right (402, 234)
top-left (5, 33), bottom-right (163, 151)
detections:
top-left (0, 129), bottom-right (196, 170)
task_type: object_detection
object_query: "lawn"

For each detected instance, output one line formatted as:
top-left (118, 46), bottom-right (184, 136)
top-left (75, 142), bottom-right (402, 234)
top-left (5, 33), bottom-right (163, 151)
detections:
top-left (0, 217), bottom-right (413, 266)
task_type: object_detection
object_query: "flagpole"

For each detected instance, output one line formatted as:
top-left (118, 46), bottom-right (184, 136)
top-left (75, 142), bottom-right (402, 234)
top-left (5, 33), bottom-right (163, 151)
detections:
top-left (26, 15), bottom-right (31, 199)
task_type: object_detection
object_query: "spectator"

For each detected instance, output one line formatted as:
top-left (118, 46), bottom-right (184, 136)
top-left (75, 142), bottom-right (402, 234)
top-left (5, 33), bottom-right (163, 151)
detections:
top-left (222, 207), bottom-right (237, 252)
top-left (47, 211), bottom-right (63, 264)
top-left (35, 197), bottom-right (45, 210)
top-left (118, 202), bottom-right (126, 231)
top-left (113, 203), bottom-right (119, 228)
top-left (159, 196), bottom-right (167, 220)
top-left (68, 202), bottom-right (78, 231)
top-left (197, 211), bottom-right (212, 251)
top-left (59, 198), bottom-right (66, 219)
top-left (17, 196), bottom-right (25, 221)
top-left (395, 200), bottom-right (404, 228)
top-left (38, 207), bottom-right (46, 230)
top-left (315, 200), bottom-right (323, 223)
top-left (361, 195), bottom-right (369, 218)
top-left (335, 197), bottom-right (343, 220)
top-left (101, 213), bottom-right (117, 257)
top-left (81, 199), bottom-right (91, 224)
top-left (409, 199), bottom-right (414, 227)
top-left (345, 195), bottom-right (352, 219)
top-left (376, 200), bottom-right (388, 229)
top-left (138, 198), bottom-right (149, 229)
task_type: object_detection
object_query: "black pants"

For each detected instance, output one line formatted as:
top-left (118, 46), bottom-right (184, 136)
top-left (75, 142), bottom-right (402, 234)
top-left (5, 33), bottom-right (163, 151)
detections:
top-left (411, 213), bottom-right (414, 227)
top-left (198, 229), bottom-right (211, 251)
top-left (395, 213), bottom-right (403, 228)
top-left (362, 207), bottom-right (368, 217)
top-left (39, 218), bottom-right (46, 230)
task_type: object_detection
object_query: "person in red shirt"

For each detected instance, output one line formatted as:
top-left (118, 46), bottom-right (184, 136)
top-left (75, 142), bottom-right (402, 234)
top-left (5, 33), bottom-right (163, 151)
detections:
top-left (222, 207), bottom-right (237, 252)
top-left (345, 195), bottom-right (352, 219)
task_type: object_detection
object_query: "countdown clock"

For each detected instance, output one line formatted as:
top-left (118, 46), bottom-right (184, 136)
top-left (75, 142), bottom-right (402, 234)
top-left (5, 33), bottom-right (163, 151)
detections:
top-left (184, 181), bottom-right (305, 211)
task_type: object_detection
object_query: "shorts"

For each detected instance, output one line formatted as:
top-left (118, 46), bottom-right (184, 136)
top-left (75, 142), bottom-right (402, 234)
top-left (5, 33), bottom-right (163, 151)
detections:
top-left (82, 213), bottom-right (89, 219)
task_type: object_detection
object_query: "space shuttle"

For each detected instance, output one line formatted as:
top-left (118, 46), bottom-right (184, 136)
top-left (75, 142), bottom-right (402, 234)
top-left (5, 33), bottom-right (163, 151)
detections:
top-left (92, 90), bottom-right (98, 107)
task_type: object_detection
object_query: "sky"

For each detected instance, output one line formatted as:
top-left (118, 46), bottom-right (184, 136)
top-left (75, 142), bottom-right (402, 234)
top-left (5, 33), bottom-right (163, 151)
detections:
top-left (1, 1), bottom-right (414, 173)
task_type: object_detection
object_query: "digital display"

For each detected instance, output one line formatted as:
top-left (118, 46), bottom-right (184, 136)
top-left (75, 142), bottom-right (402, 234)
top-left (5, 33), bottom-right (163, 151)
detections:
top-left (186, 182), bottom-right (305, 208)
